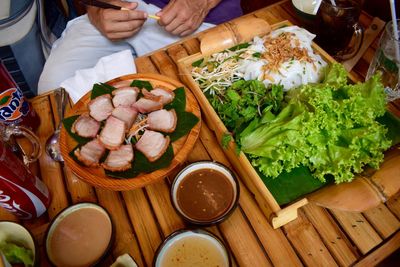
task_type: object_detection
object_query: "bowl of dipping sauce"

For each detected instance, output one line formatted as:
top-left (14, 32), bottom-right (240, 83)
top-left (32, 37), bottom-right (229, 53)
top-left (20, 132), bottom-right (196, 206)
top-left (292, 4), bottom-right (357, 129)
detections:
top-left (153, 229), bottom-right (230, 267)
top-left (45, 203), bottom-right (113, 267)
top-left (171, 161), bottom-right (239, 225)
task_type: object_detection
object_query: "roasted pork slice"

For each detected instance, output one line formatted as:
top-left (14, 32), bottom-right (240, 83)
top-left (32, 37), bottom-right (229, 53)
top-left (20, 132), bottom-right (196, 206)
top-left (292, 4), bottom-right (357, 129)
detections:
top-left (112, 87), bottom-right (139, 107)
top-left (74, 138), bottom-right (105, 167)
top-left (102, 144), bottom-right (134, 171)
top-left (111, 106), bottom-right (138, 130)
top-left (71, 113), bottom-right (101, 138)
top-left (147, 109), bottom-right (177, 133)
top-left (150, 87), bottom-right (175, 104)
top-left (88, 94), bottom-right (114, 121)
top-left (142, 89), bottom-right (162, 101)
top-left (133, 97), bottom-right (163, 113)
top-left (112, 80), bottom-right (133, 88)
top-left (135, 130), bottom-right (170, 162)
top-left (99, 116), bottom-right (126, 150)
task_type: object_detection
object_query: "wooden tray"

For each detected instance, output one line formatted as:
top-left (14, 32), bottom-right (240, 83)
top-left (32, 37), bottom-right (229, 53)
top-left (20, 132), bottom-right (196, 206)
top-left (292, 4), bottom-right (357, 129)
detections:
top-left (178, 20), bottom-right (400, 228)
top-left (60, 73), bottom-right (201, 191)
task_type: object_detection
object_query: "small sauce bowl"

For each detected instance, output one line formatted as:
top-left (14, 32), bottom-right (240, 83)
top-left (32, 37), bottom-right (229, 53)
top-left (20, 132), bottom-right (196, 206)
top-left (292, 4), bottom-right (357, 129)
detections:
top-left (153, 229), bottom-right (231, 267)
top-left (171, 161), bottom-right (239, 225)
top-left (45, 203), bottom-right (114, 267)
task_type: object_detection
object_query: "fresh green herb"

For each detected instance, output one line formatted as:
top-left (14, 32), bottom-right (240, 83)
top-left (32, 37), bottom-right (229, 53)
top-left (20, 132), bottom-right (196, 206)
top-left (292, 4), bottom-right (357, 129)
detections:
top-left (221, 132), bottom-right (233, 149)
top-left (252, 52), bottom-right (261, 58)
top-left (192, 58), bottom-right (204, 67)
top-left (228, 43), bottom-right (250, 51)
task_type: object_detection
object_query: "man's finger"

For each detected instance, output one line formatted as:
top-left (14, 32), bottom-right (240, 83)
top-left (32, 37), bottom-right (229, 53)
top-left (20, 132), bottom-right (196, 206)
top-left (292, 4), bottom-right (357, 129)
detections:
top-left (106, 20), bottom-right (146, 33)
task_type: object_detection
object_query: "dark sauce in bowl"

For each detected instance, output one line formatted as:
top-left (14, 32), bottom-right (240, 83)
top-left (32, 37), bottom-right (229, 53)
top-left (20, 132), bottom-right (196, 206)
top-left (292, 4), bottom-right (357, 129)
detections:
top-left (171, 161), bottom-right (239, 224)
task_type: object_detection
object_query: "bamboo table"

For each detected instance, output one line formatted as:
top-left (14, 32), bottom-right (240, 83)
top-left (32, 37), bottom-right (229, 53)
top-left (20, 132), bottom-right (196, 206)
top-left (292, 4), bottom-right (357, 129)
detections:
top-left (1, 0), bottom-right (400, 266)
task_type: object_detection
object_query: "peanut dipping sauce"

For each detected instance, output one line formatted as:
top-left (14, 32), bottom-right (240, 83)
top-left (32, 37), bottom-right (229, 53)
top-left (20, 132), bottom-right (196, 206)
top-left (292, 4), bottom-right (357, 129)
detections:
top-left (46, 205), bottom-right (112, 267)
top-left (176, 168), bottom-right (235, 222)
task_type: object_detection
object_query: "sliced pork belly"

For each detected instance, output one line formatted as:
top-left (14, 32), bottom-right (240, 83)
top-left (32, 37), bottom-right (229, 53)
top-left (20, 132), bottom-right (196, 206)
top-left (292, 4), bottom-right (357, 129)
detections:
top-left (74, 139), bottom-right (105, 167)
top-left (150, 88), bottom-right (175, 105)
top-left (147, 109), bottom-right (177, 133)
top-left (142, 89), bottom-right (162, 102)
top-left (135, 130), bottom-right (170, 162)
top-left (88, 94), bottom-right (114, 122)
top-left (112, 87), bottom-right (139, 107)
top-left (102, 144), bottom-right (134, 171)
top-left (133, 98), bottom-right (163, 113)
top-left (112, 80), bottom-right (133, 88)
top-left (99, 116), bottom-right (126, 150)
top-left (112, 106), bottom-right (138, 130)
top-left (71, 113), bottom-right (101, 138)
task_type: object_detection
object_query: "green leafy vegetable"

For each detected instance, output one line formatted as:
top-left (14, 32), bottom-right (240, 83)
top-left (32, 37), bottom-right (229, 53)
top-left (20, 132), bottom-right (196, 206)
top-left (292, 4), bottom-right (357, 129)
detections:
top-left (192, 58), bottom-right (204, 67)
top-left (91, 83), bottom-right (116, 99)
top-left (221, 132), bottom-right (233, 149)
top-left (0, 242), bottom-right (34, 267)
top-left (207, 79), bottom-right (284, 136)
top-left (240, 63), bottom-right (392, 183)
top-left (169, 111), bottom-right (199, 142)
top-left (165, 87), bottom-right (186, 111)
top-left (130, 80), bottom-right (153, 90)
top-left (228, 42), bottom-right (250, 51)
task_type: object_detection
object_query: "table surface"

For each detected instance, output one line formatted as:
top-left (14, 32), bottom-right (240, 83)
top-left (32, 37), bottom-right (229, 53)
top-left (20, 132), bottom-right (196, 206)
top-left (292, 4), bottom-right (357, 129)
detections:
top-left (2, 0), bottom-right (400, 266)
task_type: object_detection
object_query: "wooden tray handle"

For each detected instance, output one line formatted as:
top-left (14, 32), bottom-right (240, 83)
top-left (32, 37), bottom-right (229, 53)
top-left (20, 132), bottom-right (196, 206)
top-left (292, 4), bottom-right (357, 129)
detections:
top-left (199, 17), bottom-right (271, 55)
top-left (307, 147), bottom-right (400, 212)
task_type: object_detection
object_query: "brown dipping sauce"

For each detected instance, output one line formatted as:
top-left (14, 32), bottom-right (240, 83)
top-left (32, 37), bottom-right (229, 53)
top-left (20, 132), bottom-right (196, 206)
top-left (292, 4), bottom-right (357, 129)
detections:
top-left (46, 205), bottom-right (112, 267)
top-left (176, 168), bottom-right (235, 222)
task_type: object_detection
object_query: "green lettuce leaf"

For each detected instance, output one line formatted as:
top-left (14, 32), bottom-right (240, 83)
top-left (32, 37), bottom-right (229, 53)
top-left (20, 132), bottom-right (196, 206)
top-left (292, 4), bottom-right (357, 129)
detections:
top-left (240, 63), bottom-right (392, 183)
top-left (0, 242), bottom-right (34, 267)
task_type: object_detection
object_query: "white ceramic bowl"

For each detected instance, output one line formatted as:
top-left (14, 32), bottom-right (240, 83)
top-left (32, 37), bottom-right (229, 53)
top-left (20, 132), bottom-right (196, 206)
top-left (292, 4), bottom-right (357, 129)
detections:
top-left (45, 203), bottom-right (114, 267)
top-left (153, 229), bottom-right (231, 267)
top-left (0, 221), bottom-right (38, 266)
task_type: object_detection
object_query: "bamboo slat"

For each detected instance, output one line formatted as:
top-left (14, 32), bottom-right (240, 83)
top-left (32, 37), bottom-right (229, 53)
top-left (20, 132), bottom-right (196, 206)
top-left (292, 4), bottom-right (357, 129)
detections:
top-left (134, 56), bottom-right (159, 74)
top-left (63, 166), bottom-right (97, 203)
top-left (150, 51), bottom-right (180, 81)
top-left (197, 119), bottom-right (302, 266)
top-left (0, 208), bottom-right (19, 222)
top-left (302, 203), bottom-right (359, 266)
top-left (330, 209), bottom-right (383, 254)
top-left (353, 231), bottom-right (400, 267)
top-left (219, 210), bottom-right (272, 267)
top-left (31, 96), bottom-right (69, 219)
top-left (145, 180), bottom-right (185, 236)
top-left (122, 190), bottom-right (162, 266)
top-left (95, 189), bottom-right (144, 266)
top-left (386, 191), bottom-right (400, 220)
top-left (284, 210), bottom-right (338, 266)
top-left (362, 204), bottom-right (400, 239)
top-left (182, 38), bottom-right (201, 55)
top-left (166, 44), bottom-right (189, 63)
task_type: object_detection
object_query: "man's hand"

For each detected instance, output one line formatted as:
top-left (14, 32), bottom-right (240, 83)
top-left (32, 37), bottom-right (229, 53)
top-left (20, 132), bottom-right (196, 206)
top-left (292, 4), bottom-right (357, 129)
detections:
top-left (157, 0), bottom-right (221, 37)
top-left (87, 1), bottom-right (147, 41)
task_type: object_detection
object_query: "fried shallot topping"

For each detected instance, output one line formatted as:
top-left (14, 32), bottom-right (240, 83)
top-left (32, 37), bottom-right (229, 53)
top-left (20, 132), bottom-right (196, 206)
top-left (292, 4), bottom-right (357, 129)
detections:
top-left (262, 32), bottom-right (313, 73)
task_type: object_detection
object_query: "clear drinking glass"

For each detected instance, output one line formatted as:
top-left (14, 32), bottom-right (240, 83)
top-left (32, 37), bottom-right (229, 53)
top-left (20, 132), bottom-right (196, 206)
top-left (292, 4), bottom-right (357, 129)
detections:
top-left (367, 19), bottom-right (400, 101)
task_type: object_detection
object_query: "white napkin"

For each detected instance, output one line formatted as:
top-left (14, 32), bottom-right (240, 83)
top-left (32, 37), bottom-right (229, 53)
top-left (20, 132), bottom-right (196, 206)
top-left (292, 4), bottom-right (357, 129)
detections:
top-left (60, 50), bottom-right (136, 103)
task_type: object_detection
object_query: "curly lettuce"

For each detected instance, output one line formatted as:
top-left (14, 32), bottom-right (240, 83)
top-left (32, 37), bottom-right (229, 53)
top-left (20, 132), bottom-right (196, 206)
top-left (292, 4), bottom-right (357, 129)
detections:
top-left (240, 63), bottom-right (392, 183)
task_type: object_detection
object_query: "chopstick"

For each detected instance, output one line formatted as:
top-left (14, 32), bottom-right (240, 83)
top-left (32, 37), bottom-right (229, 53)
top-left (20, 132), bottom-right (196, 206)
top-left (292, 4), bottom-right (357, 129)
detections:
top-left (79, 0), bottom-right (160, 20)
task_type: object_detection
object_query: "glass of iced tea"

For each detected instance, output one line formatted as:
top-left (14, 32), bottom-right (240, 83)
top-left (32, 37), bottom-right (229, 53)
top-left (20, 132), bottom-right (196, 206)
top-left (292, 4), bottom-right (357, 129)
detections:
top-left (315, 0), bottom-right (364, 60)
top-left (367, 19), bottom-right (400, 101)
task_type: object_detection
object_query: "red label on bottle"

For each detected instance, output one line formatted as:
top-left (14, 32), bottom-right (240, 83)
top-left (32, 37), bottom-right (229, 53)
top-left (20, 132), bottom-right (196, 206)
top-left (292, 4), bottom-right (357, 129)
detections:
top-left (0, 88), bottom-right (29, 123)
